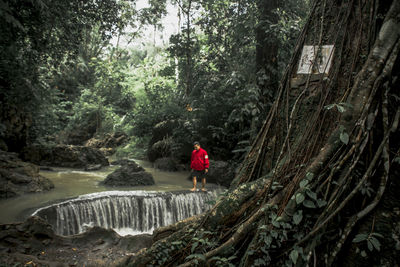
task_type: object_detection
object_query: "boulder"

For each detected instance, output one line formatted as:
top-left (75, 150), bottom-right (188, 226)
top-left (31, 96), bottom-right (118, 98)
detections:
top-left (101, 162), bottom-right (154, 187)
top-left (0, 150), bottom-right (54, 199)
top-left (84, 164), bottom-right (102, 171)
top-left (110, 159), bottom-right (137, 166)
top-left (21, 144), bottom-right (109, 168)
top-left (154, 157), bottom-right (179, 172)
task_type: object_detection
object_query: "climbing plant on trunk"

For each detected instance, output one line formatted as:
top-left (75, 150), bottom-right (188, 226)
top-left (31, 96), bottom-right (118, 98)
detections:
top-left (120, 0), bottom-right (400, 266)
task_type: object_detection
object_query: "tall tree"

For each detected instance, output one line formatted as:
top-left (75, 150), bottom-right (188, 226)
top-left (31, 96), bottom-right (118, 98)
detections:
top-left (0, 0), bottom-right (126, 150)
top-left (255, 0), bottom-right (279, 106)
top-left (121, 0), bottom-right (400, 266)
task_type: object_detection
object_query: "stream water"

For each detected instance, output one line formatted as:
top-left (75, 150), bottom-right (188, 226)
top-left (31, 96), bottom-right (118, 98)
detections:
top-left (0, 160), bottom-right (196, 225)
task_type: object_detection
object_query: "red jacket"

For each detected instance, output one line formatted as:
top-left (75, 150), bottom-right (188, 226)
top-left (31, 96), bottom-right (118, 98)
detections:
top-left (191, 148), bottom-right (209, 171)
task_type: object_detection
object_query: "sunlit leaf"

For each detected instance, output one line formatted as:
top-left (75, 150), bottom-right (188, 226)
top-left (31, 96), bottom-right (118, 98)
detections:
top-left (296, 193), bottom-right (305, 204)
top-left (290, 249), bottom-right (299, 264)
top-left (340, 132), bottom-right (349, 144)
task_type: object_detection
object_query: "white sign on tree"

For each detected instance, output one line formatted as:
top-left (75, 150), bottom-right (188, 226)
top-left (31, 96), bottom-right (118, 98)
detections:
top-left (297, 45), bottom-right (334, 74)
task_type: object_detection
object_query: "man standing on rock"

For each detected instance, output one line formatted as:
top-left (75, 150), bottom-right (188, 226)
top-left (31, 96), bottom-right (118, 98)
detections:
top-left (190, 141), bottom-right (209, 192)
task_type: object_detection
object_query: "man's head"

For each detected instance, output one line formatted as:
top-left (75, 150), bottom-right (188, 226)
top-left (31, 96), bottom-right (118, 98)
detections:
top-left (193, 141), bottom-right (200, 150)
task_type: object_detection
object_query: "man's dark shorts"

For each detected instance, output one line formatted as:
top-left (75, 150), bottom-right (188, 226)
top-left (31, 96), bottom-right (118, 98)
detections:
top-left (191, 170), bottom-right (206, 179)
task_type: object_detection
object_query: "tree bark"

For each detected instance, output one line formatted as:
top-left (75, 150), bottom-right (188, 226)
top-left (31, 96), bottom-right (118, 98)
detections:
top-left (121, 0), bottom-right (400, 266)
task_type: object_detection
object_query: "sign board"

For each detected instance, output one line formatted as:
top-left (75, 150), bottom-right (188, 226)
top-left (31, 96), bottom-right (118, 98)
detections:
top-left (297, 45), bottom-right (334, 74)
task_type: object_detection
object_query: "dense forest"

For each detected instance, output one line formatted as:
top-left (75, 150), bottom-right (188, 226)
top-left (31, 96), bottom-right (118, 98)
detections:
top-left (1, 0), bottom-right (399, 266)
top-left (0, 0), bottom-right (307, 164)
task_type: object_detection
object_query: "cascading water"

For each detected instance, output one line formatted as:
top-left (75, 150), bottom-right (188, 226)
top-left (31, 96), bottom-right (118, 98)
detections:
top-left (32, 190), bottom-right (221, 236)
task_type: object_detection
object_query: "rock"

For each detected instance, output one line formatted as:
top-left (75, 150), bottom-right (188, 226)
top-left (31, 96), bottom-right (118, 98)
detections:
top-left (65, 120), bottom-right (97, 145)
top-left (100, 147), bottom-right (115, 156)
top-left (84, 164), bottom-right (102, 171)
top-left (188, 160), bottom-right (235, 188)
top-left (39, 166), bottom-right (55, 171)
top-left (0, 216), bottom-right (152, 266)
top-left (85, 132), bottom-right (128, 149)
top-left (21, 144), bottom-right (109, 168)
top-left (101, 163), bottom-right (154, 187)
top-left (110, 159), bottom-right (137, 166)
top-left (154, 157), bottom-right (179, 172)
top-left (0, 150), bottom-right (54, 199)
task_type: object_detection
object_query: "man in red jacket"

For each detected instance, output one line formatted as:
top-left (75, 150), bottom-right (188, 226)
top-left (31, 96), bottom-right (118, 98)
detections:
top-left (190, 141), bottom-right (209, 191)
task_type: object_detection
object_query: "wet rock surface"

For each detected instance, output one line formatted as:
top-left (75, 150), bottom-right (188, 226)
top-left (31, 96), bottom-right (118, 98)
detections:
top-left (21, 144), bottom-right (109, 168)
top-left (0, 150), bottom-right (54, 199)
top-left (101, 161), bottom-right (155, 186)
top-left (0, 216), bottom-right (152, 266)
top-left (84, 164), bottom-right (103, 171)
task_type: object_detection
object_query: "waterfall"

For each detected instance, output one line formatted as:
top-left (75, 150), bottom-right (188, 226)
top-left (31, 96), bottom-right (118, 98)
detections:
top-left (32, 190), bottom-right (220, 236)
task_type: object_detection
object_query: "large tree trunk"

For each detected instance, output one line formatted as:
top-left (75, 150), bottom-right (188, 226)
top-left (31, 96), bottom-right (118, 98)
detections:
top-left (121, 0), bottom-right (400, 266)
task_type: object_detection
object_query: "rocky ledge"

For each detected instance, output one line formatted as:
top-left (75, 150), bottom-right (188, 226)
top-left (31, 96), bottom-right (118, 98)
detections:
top-left (0, 216), bottom-right (152, 266)
top-left (21, 144), bottom-right (109, 169)
top-left (0, 150), bottom-right (54, 199)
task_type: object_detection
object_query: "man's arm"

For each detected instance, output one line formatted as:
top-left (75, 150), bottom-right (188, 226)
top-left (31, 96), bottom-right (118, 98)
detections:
top-left (204, 151), bottom-right (209, 171)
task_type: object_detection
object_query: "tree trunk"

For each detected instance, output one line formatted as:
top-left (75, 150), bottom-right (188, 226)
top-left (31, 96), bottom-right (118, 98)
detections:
top-left (121, 0), bottom-right (400, 266)
top-left (255, 0), bottom-right (279, 106)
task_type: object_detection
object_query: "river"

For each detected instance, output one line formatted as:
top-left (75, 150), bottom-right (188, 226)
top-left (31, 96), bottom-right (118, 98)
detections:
top-left (0, 160), bottom-right (194, 224)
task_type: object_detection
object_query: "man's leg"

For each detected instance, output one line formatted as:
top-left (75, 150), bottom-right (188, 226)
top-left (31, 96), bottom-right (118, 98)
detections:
top-left (201, 177), bottom-right (206, 191)
top-left (191, 176), bottom-right (197, 191)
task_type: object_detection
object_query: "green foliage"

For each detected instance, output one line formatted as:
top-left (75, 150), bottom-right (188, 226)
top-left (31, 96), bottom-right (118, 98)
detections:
top-left (123, 52), bottom-right (179, 137)
top-left (209, 256), bottom-right (237, 267)
top-left (0, 0), bottom-right (124, 105)
top-left (115, 136), bottom-right (149, 159)
top-left (1, 0), bottom-right (309, 163)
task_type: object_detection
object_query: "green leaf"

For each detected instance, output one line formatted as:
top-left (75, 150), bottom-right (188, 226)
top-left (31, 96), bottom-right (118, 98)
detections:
top-left (367, 240), bottom-right (373, 251)
top-left (303, 200), bottom-right (316, 208)
top-left (306, 172), bottom-right (314, 180)
top-left (191, 242), bottom-right (199, 253)
top-left (186, 254), bottom-right (206, 262)
top-left (371, 233), bottom-right (384, 238)
top-left (293, 211), bottom-right (303, 225)
top-left (353, 234), bottom-right (368, 243)
top-left (369, 237), bottom-right (381, 251)
top-left (299, 179), bottom-right (309, 188)
top-left (394, 157), bottom-right (400, 164)
top-left (360, 250), bottom-right (367, 257)
top-left (272, 220), bottom-right (281, 228)
top-left (305, 190), bottom-right (317, 200)
top-left (337, 105), bottom-right (345, 113)
top-left (340, 132), bottom-right (349, 144)
top-left (290, 249), bottom-right (299, 264)
top-left (324, 104), bottom-right (335, 110)
top-left (296, 193), bottom-right (305, 204)
top-left (228, 255), bottom-right (237, 261)
top-left (271, 231), bottom-right (278, 239)
top-left (317, 199), bottom-right (327, 207)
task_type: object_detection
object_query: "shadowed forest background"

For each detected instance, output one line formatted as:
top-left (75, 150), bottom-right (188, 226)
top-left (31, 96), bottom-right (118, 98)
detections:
top-left (1, 0), bottom-right (400, 266)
